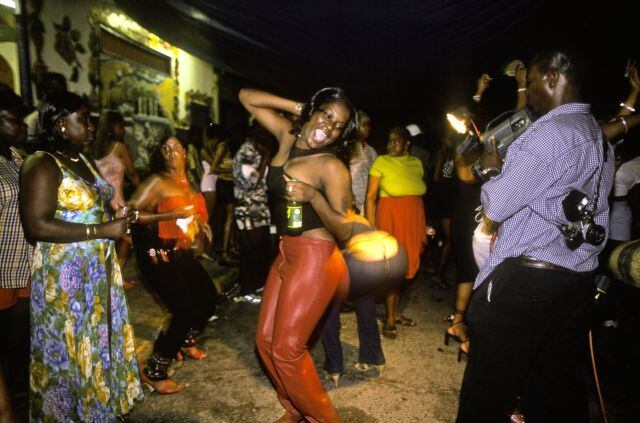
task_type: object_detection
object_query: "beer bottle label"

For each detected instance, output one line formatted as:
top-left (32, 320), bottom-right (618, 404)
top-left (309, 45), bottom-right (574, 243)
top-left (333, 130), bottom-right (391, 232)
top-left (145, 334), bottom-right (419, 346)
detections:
top-left (287, 204), bottom-right (302, 229)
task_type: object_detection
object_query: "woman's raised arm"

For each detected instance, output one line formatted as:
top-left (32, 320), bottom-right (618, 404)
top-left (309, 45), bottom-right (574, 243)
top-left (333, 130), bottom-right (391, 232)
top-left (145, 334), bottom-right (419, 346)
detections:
top-left (238, 89), bottom-right (300, 142)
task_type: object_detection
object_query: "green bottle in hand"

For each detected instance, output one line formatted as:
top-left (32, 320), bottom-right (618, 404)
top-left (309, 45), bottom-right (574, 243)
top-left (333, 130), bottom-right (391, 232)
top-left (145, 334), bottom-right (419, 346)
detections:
top-left (286, 178), bottom-right (303, 236)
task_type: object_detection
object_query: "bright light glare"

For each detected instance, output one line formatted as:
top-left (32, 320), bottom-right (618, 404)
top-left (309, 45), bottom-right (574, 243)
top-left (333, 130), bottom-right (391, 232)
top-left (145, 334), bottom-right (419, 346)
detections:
top-left (446, 113), bottom-right (468, 134)
top-left (345, 230), bottom-right (399, 262)
top-left (0, 0), bottom-right (16, 8)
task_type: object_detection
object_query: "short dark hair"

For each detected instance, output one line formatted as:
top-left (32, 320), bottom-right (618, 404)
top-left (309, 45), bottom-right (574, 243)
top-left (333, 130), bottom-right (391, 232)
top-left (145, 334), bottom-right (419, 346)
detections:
top-left (529, 49), bottom-right (587, 98)
top-left (290, 87), bottom-right (359, 156)
top-left (36, 72), bottom-right (67, 100)
top-left (0, 84), bottom-right (27, 119)
top-left (149, 131), bottom-right (187, 173)
top-left (38, 91), bottom-right (88, 151)
top-left (390, 126), bottom-right (411, 142)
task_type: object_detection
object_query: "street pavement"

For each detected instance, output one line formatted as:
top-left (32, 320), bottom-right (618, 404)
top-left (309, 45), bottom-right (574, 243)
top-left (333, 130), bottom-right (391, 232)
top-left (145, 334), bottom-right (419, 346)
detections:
top-left (123, 257), bottom-right (466, 423)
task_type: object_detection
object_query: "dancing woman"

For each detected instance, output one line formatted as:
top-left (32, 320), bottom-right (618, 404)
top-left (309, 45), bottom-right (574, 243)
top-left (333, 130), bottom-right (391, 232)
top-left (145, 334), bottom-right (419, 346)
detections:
top-left (20, 92), bottom-right (142, 420)
top-left (128, 135), bottom-right (218, 394)
top-left (240, 87), bottom-right (359, 423)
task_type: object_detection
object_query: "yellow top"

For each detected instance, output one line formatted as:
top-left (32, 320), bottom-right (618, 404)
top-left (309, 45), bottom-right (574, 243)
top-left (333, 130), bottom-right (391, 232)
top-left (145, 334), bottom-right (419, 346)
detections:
top-left (369, 154), bottom-right (426, 197)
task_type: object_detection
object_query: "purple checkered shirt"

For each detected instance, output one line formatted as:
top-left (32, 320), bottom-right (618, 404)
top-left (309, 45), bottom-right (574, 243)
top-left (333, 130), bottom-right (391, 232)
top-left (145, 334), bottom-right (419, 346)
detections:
top-left (475, 103), bottom-right (615, 289)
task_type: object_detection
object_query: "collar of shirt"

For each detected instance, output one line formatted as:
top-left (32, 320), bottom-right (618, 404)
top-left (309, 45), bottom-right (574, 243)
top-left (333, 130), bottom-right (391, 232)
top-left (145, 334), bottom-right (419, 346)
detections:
top-left (536, 102), bottom-right (591, 124)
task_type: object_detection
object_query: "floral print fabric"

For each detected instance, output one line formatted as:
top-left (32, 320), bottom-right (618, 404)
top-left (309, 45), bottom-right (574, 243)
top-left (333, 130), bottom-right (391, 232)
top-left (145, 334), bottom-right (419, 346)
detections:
top-left (232, 140), bottom-right (270, 230)
top-left (30, 153), bottom-right (142, 422)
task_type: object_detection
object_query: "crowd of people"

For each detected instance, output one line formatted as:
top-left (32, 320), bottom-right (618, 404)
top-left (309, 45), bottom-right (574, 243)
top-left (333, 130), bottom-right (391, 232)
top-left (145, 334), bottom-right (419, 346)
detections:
top-left (1, 48), bottom-right (640, 422)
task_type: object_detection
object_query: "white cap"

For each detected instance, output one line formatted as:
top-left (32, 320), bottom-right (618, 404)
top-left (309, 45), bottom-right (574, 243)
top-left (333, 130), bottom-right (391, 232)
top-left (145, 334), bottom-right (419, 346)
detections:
top-left (406, 124), bottom-right (422, 136)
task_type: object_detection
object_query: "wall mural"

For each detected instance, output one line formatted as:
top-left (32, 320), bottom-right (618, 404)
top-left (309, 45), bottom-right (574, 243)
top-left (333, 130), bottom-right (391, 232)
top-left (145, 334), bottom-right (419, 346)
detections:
top-left (53, 15), bottom-right (85, 82)
top-left (28, 0), bottom-right (48, 82)
top-left (99, 53), bottom-right (173, 171)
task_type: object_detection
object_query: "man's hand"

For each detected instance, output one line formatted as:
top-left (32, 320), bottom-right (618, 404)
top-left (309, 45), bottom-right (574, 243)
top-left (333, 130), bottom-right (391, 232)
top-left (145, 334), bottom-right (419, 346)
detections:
top-left (515, 64), bottom-right (527, 89)
top-left (480, 137), bottom-right (503, 173)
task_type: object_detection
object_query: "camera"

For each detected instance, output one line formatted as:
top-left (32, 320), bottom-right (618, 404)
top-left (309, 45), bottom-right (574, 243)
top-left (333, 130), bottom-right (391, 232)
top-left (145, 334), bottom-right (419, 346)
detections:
top-left (450, 107), bottom-right (536, 181)
top-left (480, 107), bottom-right (535, 158)
top-left (559, 190), bottom-right (606, 250)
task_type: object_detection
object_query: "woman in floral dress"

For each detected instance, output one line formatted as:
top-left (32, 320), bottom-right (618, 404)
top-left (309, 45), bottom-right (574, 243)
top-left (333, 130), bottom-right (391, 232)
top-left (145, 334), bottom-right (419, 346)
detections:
top-left (20, 92), bottom-right (142, 421)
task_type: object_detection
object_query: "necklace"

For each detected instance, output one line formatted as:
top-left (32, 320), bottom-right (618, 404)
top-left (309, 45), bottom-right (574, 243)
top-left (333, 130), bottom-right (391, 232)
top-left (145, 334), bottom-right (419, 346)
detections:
top-left (56, 150), bottom-right (80, 162)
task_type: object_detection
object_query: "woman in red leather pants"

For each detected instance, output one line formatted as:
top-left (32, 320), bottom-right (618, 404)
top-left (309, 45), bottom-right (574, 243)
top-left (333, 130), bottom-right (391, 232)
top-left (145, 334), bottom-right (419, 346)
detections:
top-left (239, 87), bottom-right (360, 423)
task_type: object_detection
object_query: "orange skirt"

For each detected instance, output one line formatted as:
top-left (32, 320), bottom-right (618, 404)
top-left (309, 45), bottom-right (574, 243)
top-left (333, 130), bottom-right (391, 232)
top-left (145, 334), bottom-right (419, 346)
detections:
top-left (375, 196), bottom-right (426, 279)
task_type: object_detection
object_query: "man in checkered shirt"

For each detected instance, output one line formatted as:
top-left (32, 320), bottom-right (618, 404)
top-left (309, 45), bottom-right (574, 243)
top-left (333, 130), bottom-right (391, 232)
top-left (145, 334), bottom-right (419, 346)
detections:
top-left (0, 85), bottom-right (33, 413)
top-left (457, 51), bottom-right (615, 422)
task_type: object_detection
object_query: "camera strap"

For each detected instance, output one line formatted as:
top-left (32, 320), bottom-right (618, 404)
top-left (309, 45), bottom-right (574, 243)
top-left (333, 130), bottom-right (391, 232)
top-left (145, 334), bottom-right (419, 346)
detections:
top-left (589, 131), bottom-right (609, 216)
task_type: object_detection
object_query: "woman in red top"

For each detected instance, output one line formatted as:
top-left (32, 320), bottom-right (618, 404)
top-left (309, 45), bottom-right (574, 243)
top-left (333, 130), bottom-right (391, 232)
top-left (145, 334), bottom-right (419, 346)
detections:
top-left (128, 135), bottom-right (217, 394)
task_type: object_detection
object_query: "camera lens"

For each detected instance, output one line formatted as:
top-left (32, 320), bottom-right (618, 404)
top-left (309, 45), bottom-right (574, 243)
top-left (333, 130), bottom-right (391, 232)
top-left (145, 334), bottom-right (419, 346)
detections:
top-left (561, 224), bottom-right (583, 250)
top-left (584, 224), bottom-right (606, 246)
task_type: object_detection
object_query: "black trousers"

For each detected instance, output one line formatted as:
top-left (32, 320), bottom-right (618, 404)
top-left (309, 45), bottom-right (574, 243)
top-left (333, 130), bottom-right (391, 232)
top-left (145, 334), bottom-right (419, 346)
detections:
top-left (237, 225), bottom-right (273, 295)
top-left (457, 259), bottom-right (595, 423)
top-left (133, 225), bottom-right (218, 358)
top-left (0, 298), bottom-right (29, 394)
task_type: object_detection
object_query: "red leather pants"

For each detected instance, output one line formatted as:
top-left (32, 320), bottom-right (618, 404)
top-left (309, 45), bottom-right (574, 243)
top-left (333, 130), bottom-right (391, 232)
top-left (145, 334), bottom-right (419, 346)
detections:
top-left (256, 235), bottom-right (348, 423)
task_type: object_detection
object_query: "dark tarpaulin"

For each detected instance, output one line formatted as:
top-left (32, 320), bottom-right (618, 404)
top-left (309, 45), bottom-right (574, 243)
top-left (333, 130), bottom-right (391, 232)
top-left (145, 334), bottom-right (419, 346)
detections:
top-left (115, 0), bottom-right (637, 124)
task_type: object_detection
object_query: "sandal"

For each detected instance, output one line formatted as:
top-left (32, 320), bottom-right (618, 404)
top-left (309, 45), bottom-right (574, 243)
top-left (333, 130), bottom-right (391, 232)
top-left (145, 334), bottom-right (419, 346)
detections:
top-left (140, 353), bottom-right (183, 395)
top-left (444, 309), bottom-right (468, 346)
top-left (396, 315), bottom-right (417, 326)
top-left (178, 329), bottom-right (209, 360)
top-left (177, 346), bottom-right (209, 361)
top-left (381, 324), bottom-right (398, 339)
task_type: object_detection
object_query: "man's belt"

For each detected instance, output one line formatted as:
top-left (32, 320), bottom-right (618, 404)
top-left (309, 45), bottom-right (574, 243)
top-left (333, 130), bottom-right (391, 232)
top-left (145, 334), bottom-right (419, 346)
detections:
top-left (518, 256), bottom-right (565, 271)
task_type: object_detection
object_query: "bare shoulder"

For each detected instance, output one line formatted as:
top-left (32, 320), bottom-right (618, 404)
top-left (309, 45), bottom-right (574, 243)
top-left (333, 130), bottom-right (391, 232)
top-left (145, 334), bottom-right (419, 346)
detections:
top-left (22, 151), bottom-right (58, 176)
top-left (320, 154), bottom-right (349, 174)
top-left (142, 173), bottom-right (164, 189)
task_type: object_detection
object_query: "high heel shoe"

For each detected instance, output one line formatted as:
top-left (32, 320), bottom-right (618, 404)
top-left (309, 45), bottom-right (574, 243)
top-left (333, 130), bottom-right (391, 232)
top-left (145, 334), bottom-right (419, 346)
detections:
top-left (457, 340), bottom-right (469, 363)
top-left (354, 362), bottom-right (385, 376)
top-left (140, 354), bottom-right (183, 395)
top-left (324, 371), bottom-right (341, 388)
top-left (177, 329), bottom-right (209, 360)
top-left (177, 346), bottom-right (209, 361)
top-left (443, 322), bottom-right (467, 346)
top-left (444, 309), bottom-right (469, 363)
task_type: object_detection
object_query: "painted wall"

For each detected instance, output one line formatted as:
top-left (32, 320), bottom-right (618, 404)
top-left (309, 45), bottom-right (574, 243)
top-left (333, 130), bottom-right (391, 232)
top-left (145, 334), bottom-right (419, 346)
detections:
top-left (29, 0), bottom-right (218, 124)
top-left (0, 41), bottom-right (20, 93)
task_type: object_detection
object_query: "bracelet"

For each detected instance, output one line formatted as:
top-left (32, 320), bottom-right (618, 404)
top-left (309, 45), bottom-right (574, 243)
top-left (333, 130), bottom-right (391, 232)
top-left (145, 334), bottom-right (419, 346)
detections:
top-left (85, 225), bottom-right (90, 241)
top-left (92, 225), bottom-right (97, 237)
top-left (472, 94), bottom-right (481, 103)
top-left (517, 87), bottom-right (528, 93)
top-left (619, 116), bottom-right (629, 134)
top-left (620, 102), bottom-right (636, 113)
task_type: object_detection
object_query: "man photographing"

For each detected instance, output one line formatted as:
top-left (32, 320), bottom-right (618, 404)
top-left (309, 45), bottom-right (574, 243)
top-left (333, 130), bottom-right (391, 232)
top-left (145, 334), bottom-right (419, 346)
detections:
top-left (457, 50), bottom-right (614, 422)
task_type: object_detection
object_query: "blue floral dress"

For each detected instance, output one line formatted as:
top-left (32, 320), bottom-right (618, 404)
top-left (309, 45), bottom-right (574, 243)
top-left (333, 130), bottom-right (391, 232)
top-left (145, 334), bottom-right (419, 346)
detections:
top-left (30, 153), bottom-right (142, 422)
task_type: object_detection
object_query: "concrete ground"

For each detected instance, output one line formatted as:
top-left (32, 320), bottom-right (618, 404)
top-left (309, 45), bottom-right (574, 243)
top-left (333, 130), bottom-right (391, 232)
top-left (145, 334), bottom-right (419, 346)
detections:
top-left (123, 258), bottom-right (466, 423)
top-left (122, 256), bottom-right (625, 423)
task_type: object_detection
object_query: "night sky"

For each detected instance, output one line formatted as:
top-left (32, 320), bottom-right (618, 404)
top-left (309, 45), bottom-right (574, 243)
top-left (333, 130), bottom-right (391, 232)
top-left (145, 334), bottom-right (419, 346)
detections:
top-left (117, 0), bottom-right (638, 143)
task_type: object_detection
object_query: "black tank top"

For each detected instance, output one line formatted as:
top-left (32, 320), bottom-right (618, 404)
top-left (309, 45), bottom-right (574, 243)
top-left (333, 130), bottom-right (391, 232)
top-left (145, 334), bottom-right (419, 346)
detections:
top-left (266, 146), bottom-right (327, 234)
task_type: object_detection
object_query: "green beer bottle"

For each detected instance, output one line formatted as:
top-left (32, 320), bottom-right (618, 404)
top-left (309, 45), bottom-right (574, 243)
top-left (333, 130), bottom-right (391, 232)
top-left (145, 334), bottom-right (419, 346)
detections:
top-left (286, 199), bottom-right (303, 235)
top-left (286, 179), bottom-right (303, 235)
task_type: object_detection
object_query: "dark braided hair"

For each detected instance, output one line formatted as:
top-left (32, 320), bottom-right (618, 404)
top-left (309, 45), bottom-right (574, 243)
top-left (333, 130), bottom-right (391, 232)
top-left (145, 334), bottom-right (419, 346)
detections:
top-left (289, 87), bottom-right (359, 160)
top-left (38, 91), bottom-right (88, 152)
